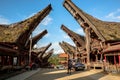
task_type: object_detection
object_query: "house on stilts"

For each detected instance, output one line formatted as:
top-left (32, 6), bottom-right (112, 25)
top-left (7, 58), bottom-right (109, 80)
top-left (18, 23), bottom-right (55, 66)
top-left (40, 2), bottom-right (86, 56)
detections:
top-left (0, 4), bottom-right (52, 72)
top-left (63, 0), bottom-right (120, 72)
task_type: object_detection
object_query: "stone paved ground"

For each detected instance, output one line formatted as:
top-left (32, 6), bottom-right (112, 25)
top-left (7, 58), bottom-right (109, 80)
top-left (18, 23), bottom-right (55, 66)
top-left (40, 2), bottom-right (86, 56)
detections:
top-left (25, 69), bottom-right (120, 80)
top-left (6, 69), bottom-right (40, 80)
top-left (6, 68), bottom-right (120, 80)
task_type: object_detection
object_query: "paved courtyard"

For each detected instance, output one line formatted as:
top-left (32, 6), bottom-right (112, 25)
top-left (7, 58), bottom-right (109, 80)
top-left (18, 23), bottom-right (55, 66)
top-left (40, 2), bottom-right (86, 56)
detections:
top-left (6, 68), bottom-right (120, 80)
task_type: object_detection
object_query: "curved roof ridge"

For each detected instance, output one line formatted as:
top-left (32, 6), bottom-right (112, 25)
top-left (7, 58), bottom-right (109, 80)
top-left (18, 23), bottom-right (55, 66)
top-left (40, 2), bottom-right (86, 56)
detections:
top-left (63, 0), bottom-right (120, 41)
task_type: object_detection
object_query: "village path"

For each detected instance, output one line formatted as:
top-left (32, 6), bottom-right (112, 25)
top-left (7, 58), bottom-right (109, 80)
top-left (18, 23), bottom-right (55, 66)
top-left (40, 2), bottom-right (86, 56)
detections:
top-left (23, 68), bottom-right (120, 80)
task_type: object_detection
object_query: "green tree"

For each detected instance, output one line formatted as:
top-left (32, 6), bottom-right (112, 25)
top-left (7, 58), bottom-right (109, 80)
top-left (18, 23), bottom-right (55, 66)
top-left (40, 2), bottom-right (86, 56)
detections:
top-left (48, 54), bottom-right (59, 65)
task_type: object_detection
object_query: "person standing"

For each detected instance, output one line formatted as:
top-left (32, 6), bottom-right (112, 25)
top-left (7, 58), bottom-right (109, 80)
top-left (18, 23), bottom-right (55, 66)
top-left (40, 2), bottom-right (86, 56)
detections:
top-left (67, 59), bottom-right (72, 74)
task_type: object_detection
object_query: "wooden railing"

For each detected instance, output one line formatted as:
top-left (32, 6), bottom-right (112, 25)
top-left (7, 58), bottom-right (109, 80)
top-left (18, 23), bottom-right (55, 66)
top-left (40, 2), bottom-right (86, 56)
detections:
top-left (104, 64), bottom-right (120, 73)
top-left (90, 62), bottom-right (103, 69)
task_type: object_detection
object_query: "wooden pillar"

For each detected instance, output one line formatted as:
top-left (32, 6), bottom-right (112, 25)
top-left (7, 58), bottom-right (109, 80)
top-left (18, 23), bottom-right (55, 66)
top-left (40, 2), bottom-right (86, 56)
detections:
top-left (114, 53), bottom-right (118, 72)
top-left (114, 54), bottom-right (116, 65)
top-left (8, 56), bottom-right (10, 65)
top-left (17, 56), bottom-right (21, 66)
top-left (104, 55), bottom-right (106, 62)
top-left (5, 56), bottom-right (8, 65)
top-left (2, 56), bottom-right (5, 65)
top-left (119, 55), bottom-right (120, 66)
top-left (103, 55), bottom-right (107, 71)
top-left (72, 53), bottom-right (75, 59)
top-left (100, 54), bottom-right (103, 61)
top-left (85, 27), bottom-right (91, 69)
top-left (96, 55), bottom-right (98, 63)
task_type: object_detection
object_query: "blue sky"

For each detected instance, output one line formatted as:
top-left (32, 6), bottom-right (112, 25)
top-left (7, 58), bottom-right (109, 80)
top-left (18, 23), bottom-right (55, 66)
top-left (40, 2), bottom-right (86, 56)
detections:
top-left (0, 0), bottom-right (120, 54)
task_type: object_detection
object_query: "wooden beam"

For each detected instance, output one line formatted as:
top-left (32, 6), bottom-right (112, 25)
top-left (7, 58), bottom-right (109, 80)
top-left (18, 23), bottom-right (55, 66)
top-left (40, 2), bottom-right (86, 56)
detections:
top-left (105, 53), bottom-right (120, 56)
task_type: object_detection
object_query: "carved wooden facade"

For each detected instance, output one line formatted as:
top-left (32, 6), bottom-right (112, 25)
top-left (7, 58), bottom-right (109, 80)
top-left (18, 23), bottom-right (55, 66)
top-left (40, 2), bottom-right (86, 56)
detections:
top-left (60, 25), bottom-right (86, 62)
top-left (63, 0), bottom-right (120, 71)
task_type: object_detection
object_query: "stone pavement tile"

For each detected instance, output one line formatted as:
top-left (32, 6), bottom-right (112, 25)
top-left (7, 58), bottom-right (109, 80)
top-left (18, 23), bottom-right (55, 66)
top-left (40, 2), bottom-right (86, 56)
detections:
top-left (6, 68), bottom-right (40, 80)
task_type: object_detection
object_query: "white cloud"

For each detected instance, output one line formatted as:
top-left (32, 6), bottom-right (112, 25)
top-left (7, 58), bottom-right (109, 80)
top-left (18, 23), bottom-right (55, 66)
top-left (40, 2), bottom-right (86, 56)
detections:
top-left (32, 27), bottom-right (44, 36)
top-left (41, 15), bottom-right (53, 26)
top-left (105, 9), bottom-right (120, 22)
top-left (76, 28), bottom-right (85, 36)
top-left (37, 42), bottom-right (64, 54)
top-left (51, 42), bottom-right (64, 54)
top-left (0, 15), bottom-right (10, 24)
top-left (45, 33), bottom-right (50, 38)
top-left (63, 34), bottom-right (70, 39)
top-left (38, 42), bottom-right (48, 48)
top-left (54, 49), bottom-right (64, 54)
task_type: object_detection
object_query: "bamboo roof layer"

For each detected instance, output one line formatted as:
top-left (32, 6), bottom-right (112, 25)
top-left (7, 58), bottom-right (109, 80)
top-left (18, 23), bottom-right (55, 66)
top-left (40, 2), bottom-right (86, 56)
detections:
top-left (0, 4), bottom-right (52, 43)
top-left (62, 41), bottom-right (76, 53)
top-left (25, 30), bottom-right (48, 50)
top-left (42, 49), bottom-right (54, 61)
top-left (63, 0), bottom-right (120, 42)
top-left (84, 12), bottom-right (120, 41)
top-left (59, 41), bottom-right (75, 55)
top-left (61, 25), bottom-right (85, 48)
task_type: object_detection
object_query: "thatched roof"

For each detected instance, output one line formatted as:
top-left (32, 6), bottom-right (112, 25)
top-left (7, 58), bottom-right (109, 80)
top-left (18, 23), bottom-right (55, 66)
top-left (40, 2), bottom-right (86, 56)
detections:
top-left (40, 49), bottom-right (54, 67)
top-left (32, 43), bottom-right (51, 52)
top-left (59, 42), bottom-right (72, 55)
top-left (62, 41), bottom-right (76, 53)
top-left (83, 11), bottom-right (120, 41)
top-left (0, 4), bottom-right (52, 44)
top-left (61, 25), bottom-right (85, 48)
top-left (32, 47), bottom-right (46, 53)
top-left (42, 49), bottom-right (54, 60)
top-left (32, 30), bottom-right (48, 45)
top-left (25, 30), bottom-right (48, 50)
top-left (63, 0), bottom-right (120, 42)
top-left (59, 41), bottom-right (75, 55)
top-left (33, 43), bottom-right (52, 58)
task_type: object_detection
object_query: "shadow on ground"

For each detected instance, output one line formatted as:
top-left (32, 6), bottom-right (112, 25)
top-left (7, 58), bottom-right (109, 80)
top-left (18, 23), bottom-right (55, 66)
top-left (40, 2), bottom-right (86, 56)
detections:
top-left (25, 68), bottom-right (107, 80)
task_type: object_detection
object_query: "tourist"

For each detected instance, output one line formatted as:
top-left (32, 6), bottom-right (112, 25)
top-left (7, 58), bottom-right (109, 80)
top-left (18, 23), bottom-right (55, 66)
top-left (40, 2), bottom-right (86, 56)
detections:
top-left (67, 59), bottom-right (72, 74)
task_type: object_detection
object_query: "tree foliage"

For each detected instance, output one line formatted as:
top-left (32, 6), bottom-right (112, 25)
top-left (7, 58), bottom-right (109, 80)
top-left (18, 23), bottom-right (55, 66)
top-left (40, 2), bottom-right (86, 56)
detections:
top-left (48, 54), bottom-right (59, 65)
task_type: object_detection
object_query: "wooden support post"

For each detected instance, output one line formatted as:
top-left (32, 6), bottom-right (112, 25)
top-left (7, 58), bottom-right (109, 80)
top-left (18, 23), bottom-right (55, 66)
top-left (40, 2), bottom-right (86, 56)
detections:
top-left (119, 55), bottom-right (120, 66)
top-left (114, 53), bottom-right (118, 72)
top-left (100, 54), bottom-right (103, 62)
top-left (85, 27), bottom-right (91, 70)
top-left (2, 56), bottom-right (5, 65)
top-left (103, 55), bottom-right (107, 71)
top-left (114, 54), bottom-right (116, 65)
top-left (104, 55), bottom-right (106, 62)
top-left (96, 55), bottom-right (98, 63)
top-left (17, 56), bottom-right (20, 66)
